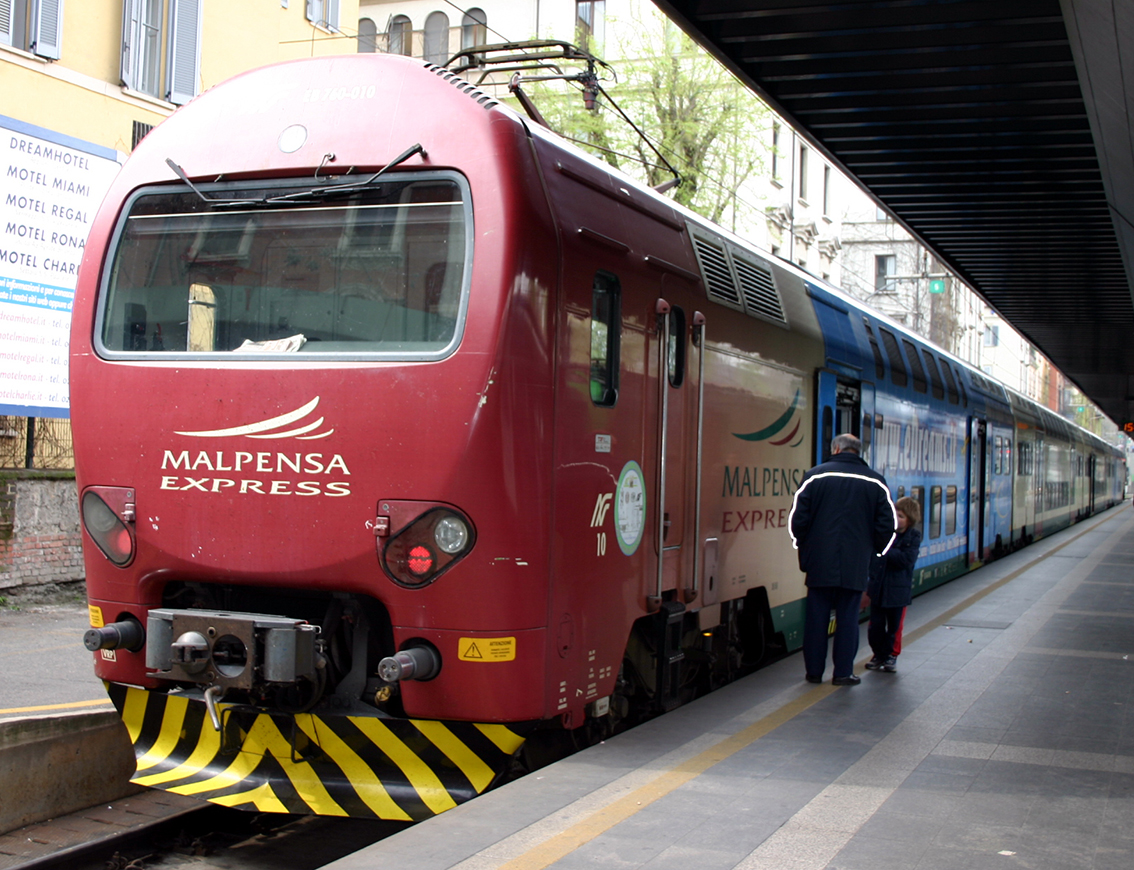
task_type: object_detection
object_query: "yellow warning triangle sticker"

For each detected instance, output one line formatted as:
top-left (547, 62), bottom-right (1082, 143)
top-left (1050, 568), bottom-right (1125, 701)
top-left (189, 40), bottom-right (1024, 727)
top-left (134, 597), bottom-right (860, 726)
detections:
top-left (462, 641), bottom-right (484, 659)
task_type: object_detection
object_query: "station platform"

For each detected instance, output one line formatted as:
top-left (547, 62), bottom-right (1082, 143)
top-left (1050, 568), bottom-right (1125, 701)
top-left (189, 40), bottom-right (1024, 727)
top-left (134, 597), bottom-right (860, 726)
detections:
top-left (0, 602), bottom-right (109, 722)
top-left (323, 502), bottom-right (1134, 870)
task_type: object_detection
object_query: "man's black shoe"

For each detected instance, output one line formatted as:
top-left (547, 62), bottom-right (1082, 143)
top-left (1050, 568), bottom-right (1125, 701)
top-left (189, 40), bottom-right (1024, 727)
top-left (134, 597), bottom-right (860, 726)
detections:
top-left (880, 656), bottom-right (898, 673)
top-left (832, 674), bottom-right (861, 686)
top-left (864, 656), bottom-right (884, 670)
top-left (805, 674), bottom-right (823, 684)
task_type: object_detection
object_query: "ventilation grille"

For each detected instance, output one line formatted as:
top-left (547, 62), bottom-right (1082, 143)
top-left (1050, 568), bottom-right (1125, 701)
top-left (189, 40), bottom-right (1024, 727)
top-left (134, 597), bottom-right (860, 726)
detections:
top-left (690, 229), bottom-right (786, 326)
top-left (132, 121), bottom-right (154, 151)
top-left (691, 235), bottom-right (740, 306)
top-left (424, 64), bottom-right (499, 110)
top-left (733, 255), bottom-right (784, 323)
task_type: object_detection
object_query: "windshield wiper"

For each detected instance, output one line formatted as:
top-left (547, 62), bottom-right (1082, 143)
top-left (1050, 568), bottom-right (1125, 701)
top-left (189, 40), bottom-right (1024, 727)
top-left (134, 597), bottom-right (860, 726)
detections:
top-left (164, 159), bottom-right (264, 208)
top-left (266, 143), bottom-right (428, 204)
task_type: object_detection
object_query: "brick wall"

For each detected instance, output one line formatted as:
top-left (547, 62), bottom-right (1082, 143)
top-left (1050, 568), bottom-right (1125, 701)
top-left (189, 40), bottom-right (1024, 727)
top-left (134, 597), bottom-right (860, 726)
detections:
top-left (0, 473), bottom-right (84, 595)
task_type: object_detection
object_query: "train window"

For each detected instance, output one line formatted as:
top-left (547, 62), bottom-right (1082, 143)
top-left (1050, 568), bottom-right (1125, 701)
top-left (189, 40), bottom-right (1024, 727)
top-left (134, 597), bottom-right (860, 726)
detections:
top-left (878, 328), bottom-right (907, 387)
top-left (910, 485), bottom-right (925, 533)
top-left (993, 436), bottom-right (1001, 475)
top-left (590, 272), bottom-right (621, 406)
top-left (864, 319), bottom-right (885, 379)
top-left (902, 339), bottom-right (928, 393)
top-left (957, 375), bottom-right (968, 407)
top-left (944, 485), bottom-right (957, 535)
top-left (929, 486), bottom-right (942, 539)
top-left (668, 307), bottom-right (686, 388)
top-left (921, 350), bottom-right (945, 400)
top-left (896, 486), bottom-right (905, 499)
top-left (1005, 440), bottom-right (1012, 475)
top-left (939, 358), bottom-right (960, 404)
top-left (97, 173), bottom-right (473, 359)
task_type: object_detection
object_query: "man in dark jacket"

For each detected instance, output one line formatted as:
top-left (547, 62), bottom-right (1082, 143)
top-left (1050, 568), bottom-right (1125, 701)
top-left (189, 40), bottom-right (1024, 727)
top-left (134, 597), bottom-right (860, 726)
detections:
top-left (789, 433), bottom-right (897, 685)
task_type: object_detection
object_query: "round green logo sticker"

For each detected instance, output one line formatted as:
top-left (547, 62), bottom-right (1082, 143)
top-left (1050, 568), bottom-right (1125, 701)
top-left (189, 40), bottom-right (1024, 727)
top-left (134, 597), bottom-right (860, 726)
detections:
top-left (614, 461), bottom-right (646, 555)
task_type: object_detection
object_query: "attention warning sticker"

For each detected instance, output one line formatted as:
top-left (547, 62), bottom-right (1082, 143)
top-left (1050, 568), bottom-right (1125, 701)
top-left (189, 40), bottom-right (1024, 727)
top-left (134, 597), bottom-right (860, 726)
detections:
top-left (458, 637), bottom-right (516, 662)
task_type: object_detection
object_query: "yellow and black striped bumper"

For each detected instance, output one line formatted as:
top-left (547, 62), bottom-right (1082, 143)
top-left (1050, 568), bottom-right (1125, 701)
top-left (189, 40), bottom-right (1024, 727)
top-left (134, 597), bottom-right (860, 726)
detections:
top-left (108, 684), bottom-right (526, 820)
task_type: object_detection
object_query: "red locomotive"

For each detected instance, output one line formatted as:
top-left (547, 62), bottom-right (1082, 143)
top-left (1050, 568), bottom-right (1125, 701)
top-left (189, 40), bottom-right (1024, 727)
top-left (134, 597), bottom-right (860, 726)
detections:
top-left (72, 53), bottom-right (1124, 819)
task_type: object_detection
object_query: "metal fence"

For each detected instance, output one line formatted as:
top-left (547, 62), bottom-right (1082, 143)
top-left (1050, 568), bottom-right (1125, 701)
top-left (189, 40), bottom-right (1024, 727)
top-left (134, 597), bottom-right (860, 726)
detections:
top-left (0, 416), bottom-right (75, 470)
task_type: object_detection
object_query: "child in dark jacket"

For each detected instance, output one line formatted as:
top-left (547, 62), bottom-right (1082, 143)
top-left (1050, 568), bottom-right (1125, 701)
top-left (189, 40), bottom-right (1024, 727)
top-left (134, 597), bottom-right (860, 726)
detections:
top-left (865, 496), bottom-right (923, 673)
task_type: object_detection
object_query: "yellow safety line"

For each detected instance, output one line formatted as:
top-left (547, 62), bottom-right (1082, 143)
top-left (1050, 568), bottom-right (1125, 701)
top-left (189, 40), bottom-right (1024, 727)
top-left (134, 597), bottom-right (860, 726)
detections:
top-left (498, 687), bottom-right (834, 870)
top-left (412, 720), bottom-right (496, 792)
top-left (352, 717), bottom-right (459, 815)
top-left (902, 509), bottom-right (1122, 649)
top-left (0, 698), bottom-right (111, 716)
top-left (496, 508), bottom-right (1129, 870)
top-left (294, 715), bottom-right (413, 821)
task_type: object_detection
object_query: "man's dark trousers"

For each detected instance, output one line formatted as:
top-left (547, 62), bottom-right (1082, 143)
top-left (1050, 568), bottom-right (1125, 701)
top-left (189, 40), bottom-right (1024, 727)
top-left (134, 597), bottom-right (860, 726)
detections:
top-left (803, 586), bottom-right (862, 679)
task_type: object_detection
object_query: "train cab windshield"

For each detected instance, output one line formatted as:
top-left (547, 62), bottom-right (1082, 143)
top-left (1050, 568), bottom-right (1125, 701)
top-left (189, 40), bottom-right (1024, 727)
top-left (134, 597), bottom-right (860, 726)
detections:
top-left (96, 172), bottom-right (472, 359)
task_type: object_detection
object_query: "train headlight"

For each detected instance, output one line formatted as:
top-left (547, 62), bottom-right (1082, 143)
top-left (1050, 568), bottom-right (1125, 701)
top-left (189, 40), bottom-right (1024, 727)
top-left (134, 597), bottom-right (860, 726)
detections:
top-left (81, 489), bottom-right (136, 566)
top-left (382, 508), bottom-right (475, 587)
top-left (434, 515), bottom-right (469, 554)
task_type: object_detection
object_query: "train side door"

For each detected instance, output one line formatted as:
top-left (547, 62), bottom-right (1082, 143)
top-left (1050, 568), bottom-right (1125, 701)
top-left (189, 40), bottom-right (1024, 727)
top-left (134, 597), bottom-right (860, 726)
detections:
top-left (1088, 454), bottom-right (1097, 513)
top-left (860, 383), bottom-right (876, 467)
top-left (814, 370), bottom-right (861, 465)
top-left (1033, 433), bottom-right (1045, 539)
top-left (651, 283), bottom-right (699, 608)
top-left (967, 418), bottom-right (987, 564)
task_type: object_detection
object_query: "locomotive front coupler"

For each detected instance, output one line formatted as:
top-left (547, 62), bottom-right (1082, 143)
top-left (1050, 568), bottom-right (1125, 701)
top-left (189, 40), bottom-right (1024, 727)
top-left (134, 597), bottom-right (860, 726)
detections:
top-left (145, 608), bottom-right (321, 695)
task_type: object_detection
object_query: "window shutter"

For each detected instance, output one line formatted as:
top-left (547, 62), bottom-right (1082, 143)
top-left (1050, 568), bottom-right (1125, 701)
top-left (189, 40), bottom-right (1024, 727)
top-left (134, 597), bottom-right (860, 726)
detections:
top-left (166, 0), bottom-right (200, 105)
top-left (120, 0), bottom-right (138, 90)
top-left (32, 0), bottom-right (64, 59)
top-left (305, 0), bottom-right (318, 24)
top-left (1, 0), bottom-right (15, 47)
top-left (327, 0), bottom-right (339, 30)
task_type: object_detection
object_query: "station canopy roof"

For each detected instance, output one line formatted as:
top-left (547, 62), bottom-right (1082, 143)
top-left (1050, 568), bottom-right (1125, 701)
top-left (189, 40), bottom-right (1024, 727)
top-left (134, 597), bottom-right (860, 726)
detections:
top-left (655, 0), bottom-right (1134, 430)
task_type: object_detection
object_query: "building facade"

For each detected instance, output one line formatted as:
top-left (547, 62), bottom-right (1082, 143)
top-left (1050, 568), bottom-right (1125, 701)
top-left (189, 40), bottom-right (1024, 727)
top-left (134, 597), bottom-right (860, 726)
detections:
top-left (1, 0), bottom-right (364, 595)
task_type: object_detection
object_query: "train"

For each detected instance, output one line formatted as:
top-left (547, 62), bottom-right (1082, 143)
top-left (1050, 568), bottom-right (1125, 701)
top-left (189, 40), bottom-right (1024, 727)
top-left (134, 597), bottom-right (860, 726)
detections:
top-left (71, 52), bottom-right (1126, 821)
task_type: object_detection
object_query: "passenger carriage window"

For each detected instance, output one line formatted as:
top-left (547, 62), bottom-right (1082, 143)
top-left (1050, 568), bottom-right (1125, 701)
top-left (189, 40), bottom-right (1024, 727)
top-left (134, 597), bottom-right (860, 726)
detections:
top-left (922, 350), bottom-right (945, 400)
top-left (879, 328), bottom-right (907, 387)
top-left (939, 357), bottom-right (960, 404)
top-left (993, 436), bottom-right (1001, 475)
top-left (590, 272), bottom-right (621, 406)
top-left (903, 339), bottom-right (928, 393)
top-left (864, 318), bottom-right (885, 379)
top-left (668, 307), bottom-right (686, 388)
top-left (897, 486), bottom-right (905, 499)
top-left (929, 486), bottom-right (942, 539)
top-left (945, 485), bottom-right (957, 535)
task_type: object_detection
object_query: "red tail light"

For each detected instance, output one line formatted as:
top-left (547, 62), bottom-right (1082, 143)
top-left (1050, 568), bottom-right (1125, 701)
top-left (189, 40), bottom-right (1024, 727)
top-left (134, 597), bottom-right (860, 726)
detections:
top-left (408, 545), bottom-right (435, 577)
top-left (81, 488), bottom-right (136, 566)
top-left (381, 507), bottom-right (474, 587)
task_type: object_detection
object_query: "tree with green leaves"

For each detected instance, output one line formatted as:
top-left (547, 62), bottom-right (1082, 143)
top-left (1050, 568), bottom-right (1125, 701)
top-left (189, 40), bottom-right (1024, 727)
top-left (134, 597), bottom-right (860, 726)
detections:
top-left (518, 3), bottom-right (771, 236)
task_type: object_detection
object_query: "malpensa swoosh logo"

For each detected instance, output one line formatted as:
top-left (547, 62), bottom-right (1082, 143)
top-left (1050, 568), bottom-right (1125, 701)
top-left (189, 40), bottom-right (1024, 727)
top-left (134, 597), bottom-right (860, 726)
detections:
top-left (733, 390), bottom-right (803, 447)
top-left (174, 397), bottom-right (334, 440)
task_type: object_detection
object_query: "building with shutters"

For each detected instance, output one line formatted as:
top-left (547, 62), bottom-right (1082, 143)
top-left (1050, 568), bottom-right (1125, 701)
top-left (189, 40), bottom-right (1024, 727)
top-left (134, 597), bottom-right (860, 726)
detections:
top-left (1, 1), bottom-right (363, 156)
top-left (0, 0), bottom-right (363, 597)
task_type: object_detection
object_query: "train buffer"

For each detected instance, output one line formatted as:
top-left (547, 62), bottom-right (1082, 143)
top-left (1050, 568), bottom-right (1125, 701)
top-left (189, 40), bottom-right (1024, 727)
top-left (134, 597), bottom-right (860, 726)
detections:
top-left (322, 503), bottom-right (1134, 870)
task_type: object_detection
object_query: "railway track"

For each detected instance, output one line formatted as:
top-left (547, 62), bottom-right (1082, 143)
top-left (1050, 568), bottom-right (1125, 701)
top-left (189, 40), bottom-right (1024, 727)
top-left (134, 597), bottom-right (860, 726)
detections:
top-left (2, 800), bottom-right (407, 870)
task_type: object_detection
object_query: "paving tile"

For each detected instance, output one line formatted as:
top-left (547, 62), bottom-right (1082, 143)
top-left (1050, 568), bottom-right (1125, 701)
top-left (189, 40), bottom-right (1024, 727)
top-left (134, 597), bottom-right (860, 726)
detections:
top-left (827, 832), bottom-right (930, 870)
